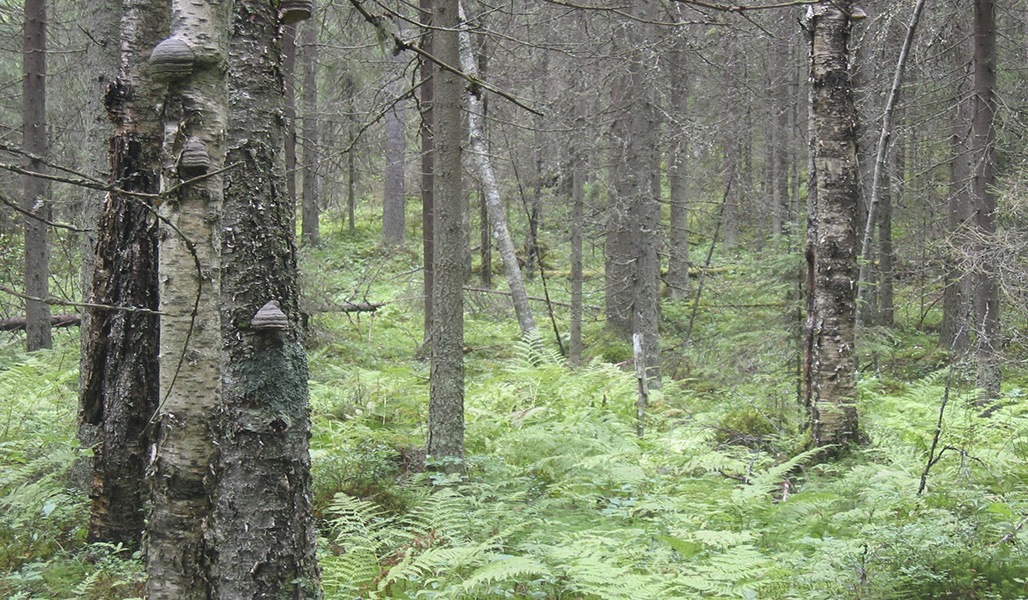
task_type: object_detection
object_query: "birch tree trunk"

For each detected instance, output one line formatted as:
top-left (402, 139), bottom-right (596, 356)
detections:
top-left (805, 1), bottom-right (862, 453)
top-left (209, 1), bottom-right (320, 595)
top-left (78, 0), bottom-right (165, 547)
top-left (146, 0), bottom-right (229, 596)
top-left (427, 0), bottom-right (465, 466)
top-left (22, 0), bottom-right (50, 352)
top-left (458, 4), bottom-right (535, 338)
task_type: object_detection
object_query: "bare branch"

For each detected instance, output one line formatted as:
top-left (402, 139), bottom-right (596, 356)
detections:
top-left (0, 285), bottom-right (164, 315)
top-left (345, 0), bottom-right (544, 116)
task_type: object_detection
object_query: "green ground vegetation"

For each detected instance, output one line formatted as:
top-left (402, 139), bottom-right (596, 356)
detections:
top-left (3, 207), bottom-right (1028, 599)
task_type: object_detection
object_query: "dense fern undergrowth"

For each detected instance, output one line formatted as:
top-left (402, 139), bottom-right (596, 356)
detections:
top-left (4, 218), bottom-right (1028, 599)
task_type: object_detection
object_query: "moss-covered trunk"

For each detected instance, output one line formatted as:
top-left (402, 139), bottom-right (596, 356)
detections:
top-left (208, 0), bottom-right (320, 596)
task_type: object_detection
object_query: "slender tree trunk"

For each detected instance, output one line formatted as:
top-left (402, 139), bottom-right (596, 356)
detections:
top-left (209, 1), bottom-right (320, 595)
top-left (301, 20), bottom-right (320, 246)
top-left (941, 13), bottom-right (973, 351)
top-left (856, 0), bottom-right (926, 328)
top-left (973, 0), bottom-right (1000, 400)
top-left (146, 0), bottom-right (230, 597)
top-left (78, 0), bottom-right (165, 548)
top-left (420, 0), bottom-right (435, 345)
top-left (382, 48), bottom-right (407, 245)
top-left (458, 5), bottom-right (535, 338)
top-left (805, 2), bottom-right (862, 453)
top-left (283, 23), bottom-right (298, 214)
top-left (345, 75), bottom-right (358, 233)
top-left (568, 13), bottom-right (587, 366)
top-left (22, 0), bottom-right (50, 352)
top-left (666, 33), bottom-right (690, 300)
top-left (477, 37), bottom-right (492, 288)
top-left (427, 0), bottom-right (464, 466)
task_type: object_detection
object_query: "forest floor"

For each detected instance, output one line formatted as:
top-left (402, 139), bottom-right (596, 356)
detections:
top-left (3, 218), bottom-right (1028, 599)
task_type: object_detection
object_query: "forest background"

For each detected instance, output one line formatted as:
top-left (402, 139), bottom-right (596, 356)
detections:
top-left (3, 0), bottom-right (1028, 598)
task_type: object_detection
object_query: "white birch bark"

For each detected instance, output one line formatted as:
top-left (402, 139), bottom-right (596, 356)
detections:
top-left (457, 2), bottom-right (536, 337)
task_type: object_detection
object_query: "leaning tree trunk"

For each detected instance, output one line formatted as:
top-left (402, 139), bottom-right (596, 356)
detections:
top-left (427, 0), bottom-right (465, 467)
top-left (146, 0), bottom-right (229, 597)
top-left (22, 0), bottom-right (51, 352)
top-left (458, 4), bottom-right (535, 338)
top-left (208, 1), bottom-right (320, 596)
top-left (856, 0), bottom-right (926, 328)
top-left (804, 2), bottom-right (862, 453)
top-left (78, 0), bottom-right (165, 548)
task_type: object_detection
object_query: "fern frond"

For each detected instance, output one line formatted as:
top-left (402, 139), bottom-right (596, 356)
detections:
top-left (461, 555), bottom-right (552, 592)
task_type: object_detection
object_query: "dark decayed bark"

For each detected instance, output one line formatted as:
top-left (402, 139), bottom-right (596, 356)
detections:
top-left (78, 0), bottom-right (165, 547)
top-left (805, 1), bottom-right (861, 453)
top-left (208, 0), bottom-right (320, 596)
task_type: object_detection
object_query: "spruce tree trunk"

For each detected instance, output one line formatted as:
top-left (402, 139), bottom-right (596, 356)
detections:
top-left (301, 20), bottom-right (320, 247)
top-left (568, 12), bottom-right (587, 366)
top-left (941, 13), bottom-right (973, 351)
top-left (382, 48), bottom-right (407, 245)
top-left (458, 6), bottom-right (535, 338)
top-left (428, 0), bottom-right (465, 466)
top-left (146, 0), bottom-right (230, 596)
top-left (78, 0), bottom-right (165, 548)
top-left (209, 1), bottom-right (320, 595)
top-left (22, 0), bottom-right (51, 352)
top-left (972, 0), bottom-right (1000, 400)
top-left (805, 2), bottom-right (861, 453)
top-left (606, 0), bottom-right (661, 386)
top-left (666, 33), bottom-right (690, 300)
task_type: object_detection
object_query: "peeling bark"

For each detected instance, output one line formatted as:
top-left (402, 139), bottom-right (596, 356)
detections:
top-left (805, 1), bottom-right (861, 453)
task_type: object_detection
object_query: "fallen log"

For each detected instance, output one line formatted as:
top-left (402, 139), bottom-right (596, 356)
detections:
top-left (0, 313), bottom-right (80, 331)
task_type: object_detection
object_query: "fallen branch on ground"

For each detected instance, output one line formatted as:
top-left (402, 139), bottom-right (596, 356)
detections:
top-left (0, 314), bottom-right (80, 331)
